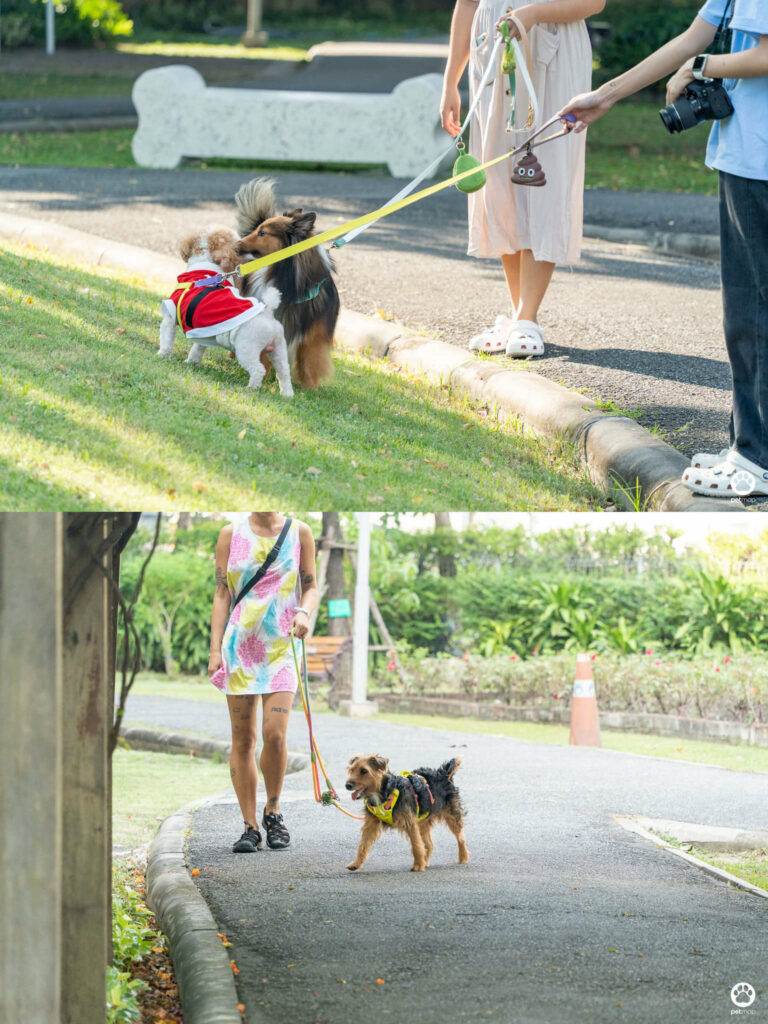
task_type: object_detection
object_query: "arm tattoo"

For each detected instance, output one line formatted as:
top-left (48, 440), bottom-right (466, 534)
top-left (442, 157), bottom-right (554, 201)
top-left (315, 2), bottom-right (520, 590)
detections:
top-left (300, 572), bottom-right (315, 589)
top-left (215, 567), bottom-right (228, 590)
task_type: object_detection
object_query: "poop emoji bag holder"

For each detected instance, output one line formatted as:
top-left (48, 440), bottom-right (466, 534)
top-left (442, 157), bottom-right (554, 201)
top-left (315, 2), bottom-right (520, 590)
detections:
top-left (511, 147), bottom-right (546, 187)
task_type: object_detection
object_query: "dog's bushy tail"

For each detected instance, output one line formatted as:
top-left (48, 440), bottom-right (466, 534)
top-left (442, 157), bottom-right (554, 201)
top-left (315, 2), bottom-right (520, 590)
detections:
top-left (235, 177), bottom-right (277, 236)
top-left (260, 283), bottom-right (281, 312)
top-left (439, 757), bottom-right (462, 779)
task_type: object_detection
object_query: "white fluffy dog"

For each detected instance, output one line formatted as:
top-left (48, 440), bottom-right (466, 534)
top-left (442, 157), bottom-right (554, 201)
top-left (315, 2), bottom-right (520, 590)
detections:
top-left (159, 227), bottom-right (293, 397)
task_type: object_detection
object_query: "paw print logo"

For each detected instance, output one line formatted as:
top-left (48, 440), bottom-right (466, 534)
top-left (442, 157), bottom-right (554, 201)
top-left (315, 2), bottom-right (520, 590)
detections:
top-left (730, 470), bottom-right (756, 496)
top-left (731, 982), bottom-right (756, 1008)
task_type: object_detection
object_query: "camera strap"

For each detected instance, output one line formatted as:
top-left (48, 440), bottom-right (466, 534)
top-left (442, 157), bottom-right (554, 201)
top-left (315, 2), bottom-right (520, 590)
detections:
top-left (712, 0), bottom-right (735, 54)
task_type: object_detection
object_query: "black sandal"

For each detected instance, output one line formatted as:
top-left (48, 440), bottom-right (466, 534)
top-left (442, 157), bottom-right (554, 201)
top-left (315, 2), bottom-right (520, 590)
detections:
top-left (232, 826), bottom-right (262, 853)
top-left (262, 811), bottom-right (290, 850)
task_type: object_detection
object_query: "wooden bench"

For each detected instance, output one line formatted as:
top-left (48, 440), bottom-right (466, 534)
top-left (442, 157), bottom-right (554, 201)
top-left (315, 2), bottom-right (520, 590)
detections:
top-left (304, 635), bottom-right (352, 682)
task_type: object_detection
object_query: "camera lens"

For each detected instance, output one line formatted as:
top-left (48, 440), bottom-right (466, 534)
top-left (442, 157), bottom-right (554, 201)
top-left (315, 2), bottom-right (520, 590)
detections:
top-left (659, 106), bottom-right (683, 134)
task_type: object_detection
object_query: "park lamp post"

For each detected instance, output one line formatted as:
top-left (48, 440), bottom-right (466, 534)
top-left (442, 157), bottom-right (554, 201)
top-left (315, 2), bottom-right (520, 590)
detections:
top-left (45, 0), bottom-right (55, 54)
top-left (242, 0), bottom-right (267, 47)
top-left (345, 512), bottom-right (378, 718)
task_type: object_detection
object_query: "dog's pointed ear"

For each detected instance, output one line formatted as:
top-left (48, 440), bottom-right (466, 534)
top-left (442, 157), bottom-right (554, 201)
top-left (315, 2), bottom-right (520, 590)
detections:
top-left (347, 754), bottom-right (364, 767)
top-left (369, 755), bottom-right (389, 771)
top-left (288, 210), bottom-right (317, 238)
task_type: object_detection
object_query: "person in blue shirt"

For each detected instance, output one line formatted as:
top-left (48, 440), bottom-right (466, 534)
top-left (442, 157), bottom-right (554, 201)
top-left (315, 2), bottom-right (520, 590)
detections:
top-left (560, 1), bottom-right (768, 498)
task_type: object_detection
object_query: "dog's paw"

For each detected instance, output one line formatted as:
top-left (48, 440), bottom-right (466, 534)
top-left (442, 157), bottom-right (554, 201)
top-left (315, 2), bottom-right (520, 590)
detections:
top-left (411, 863), bottom-right (427, 872)
top-left (459, 853), bottom-right (470, 865)
top-left (346, 862), bottom-right (361, 872)
top-left (157, 350), bottom-right (172, 358)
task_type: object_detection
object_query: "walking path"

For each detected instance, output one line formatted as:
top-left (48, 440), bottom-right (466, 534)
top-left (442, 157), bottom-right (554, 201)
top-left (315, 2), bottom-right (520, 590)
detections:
top-left (128, 696), bottom-right (766, 1024)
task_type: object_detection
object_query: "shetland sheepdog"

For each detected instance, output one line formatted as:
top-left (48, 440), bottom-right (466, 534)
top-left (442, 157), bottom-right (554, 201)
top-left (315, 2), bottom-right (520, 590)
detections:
top-left (235, 178), bottom-right (340, 389)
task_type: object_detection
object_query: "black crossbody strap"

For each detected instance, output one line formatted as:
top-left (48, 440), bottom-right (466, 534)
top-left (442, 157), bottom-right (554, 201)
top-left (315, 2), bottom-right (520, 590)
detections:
top-left (713, 0), bottom-right (735, 54)
top-left (232, 517), bottom-right (293, 610)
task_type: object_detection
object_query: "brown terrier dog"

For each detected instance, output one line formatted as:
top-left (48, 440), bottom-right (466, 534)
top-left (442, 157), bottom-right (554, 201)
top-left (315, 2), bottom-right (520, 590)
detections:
top-left (345, 754), bottom-right (469, 873)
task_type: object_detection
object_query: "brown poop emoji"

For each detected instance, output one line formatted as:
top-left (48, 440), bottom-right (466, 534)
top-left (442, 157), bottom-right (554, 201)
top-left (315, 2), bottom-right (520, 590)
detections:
top-left (511, 149), bottom-right (546, 187)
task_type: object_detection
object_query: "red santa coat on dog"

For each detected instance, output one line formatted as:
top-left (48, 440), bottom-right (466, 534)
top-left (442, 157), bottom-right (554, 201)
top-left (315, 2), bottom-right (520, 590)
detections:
top-left (164, 267), bottom-right (265, 340)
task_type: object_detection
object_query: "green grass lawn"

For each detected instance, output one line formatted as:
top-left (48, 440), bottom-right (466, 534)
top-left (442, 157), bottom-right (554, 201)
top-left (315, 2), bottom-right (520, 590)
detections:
top-left (116, 38), bottom-right (307, 62)
top-left (0, 101), bottom-right (716, 194)
top-left (0, 243), bottom-right (600, 510)
top-left (695, 849), bottom-right (768, 892)
top-left (113, 747), bottom-right (230, 848)
top-left (0, 71), bottom-right (137, 101)
top-left (587, 102), bottom-right (716, 195)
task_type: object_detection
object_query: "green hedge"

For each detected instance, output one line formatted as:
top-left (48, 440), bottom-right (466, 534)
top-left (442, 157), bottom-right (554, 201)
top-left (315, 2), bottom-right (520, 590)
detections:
top-left (594, 0), bottom-right (703, 85)
top-left (375, 652), bottom-right (768, 725)
top-left (2, 0), bottom-right (132, 49)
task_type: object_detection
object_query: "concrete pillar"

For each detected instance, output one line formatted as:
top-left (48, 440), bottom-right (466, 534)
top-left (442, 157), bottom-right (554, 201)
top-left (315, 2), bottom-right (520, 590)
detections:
top-left (0, 513), bottom-right (64, 1024)
top-left (341, 513), bottom-right (377, 718)
top-left (61, 514), bottom-right (112, 1024)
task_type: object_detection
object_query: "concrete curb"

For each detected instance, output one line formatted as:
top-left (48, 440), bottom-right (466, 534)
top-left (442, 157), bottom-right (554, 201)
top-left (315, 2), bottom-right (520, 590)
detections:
top-left (121, 724), bottom-right (309, 775)
top-left (1, 211), bottom-right (738, 510)
top-left (615, 815), bottom-right (768, 901)
top-left (334, 313), bottom-right (741, 513)
top-left (584, 222), bottom-right (720, 260)
top-left (629, 816), bottom-right (768, 854)
top-left (146, 796), bottom-right (244, 1024)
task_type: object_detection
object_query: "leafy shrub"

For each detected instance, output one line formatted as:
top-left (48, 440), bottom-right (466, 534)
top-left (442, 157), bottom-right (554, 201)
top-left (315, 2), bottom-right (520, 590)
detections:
top-left (106, 966), bottom-right (145, 1024)
top-left (107, 871), bottom-right (156, 1024)
top-left (2, 0), bottom-right (133, 48)
top-left (594, 0), bottom-right (702, 86)
top-left (377, 651), bottom-right (768, 724)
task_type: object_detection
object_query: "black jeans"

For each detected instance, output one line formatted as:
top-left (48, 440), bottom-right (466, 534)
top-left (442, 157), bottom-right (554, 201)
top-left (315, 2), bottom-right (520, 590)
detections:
top-left (720, 170), bottom-right (768, 468)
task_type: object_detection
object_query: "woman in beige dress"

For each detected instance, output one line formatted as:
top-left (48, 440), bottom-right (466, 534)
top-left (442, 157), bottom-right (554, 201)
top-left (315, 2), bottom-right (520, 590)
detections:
top-left (441, 0), bottom-right (604, 357)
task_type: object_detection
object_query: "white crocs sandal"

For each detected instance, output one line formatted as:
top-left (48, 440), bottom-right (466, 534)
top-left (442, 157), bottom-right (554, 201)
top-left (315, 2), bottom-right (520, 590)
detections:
top-left (691, 447), bottom-right (730, 469)
top-left (682, 454), bottom-right (768, 497)
top-left (469, 314), bottom-right (514, 354)
top-left (505, 320), bottom-right (545, 358)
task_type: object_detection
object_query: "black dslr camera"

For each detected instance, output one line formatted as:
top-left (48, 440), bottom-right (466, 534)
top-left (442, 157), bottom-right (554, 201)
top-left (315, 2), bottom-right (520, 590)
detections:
top-left (659, 78), bottom-right (734, 134)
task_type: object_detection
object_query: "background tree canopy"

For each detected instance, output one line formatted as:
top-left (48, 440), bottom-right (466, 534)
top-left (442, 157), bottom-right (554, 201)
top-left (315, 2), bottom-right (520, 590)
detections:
top-left (120, 519), bottom-right (768, 675)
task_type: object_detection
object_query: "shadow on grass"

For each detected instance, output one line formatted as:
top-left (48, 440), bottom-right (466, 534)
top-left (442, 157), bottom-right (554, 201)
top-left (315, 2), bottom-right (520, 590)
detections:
top-left (0, 248), bottom-right (602, 509)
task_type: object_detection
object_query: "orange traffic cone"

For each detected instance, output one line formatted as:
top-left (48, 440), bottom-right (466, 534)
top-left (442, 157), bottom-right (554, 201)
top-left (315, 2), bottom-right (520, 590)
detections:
top-left (569, 652), bottom-right (601, 747)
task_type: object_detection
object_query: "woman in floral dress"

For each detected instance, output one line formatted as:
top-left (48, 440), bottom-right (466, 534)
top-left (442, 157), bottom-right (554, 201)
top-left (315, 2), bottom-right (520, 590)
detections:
top-left (208, 512), bottom-right (318, 853)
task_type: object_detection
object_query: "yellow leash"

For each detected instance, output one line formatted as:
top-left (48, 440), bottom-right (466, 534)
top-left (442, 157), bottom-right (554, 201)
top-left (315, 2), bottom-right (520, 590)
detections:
top-left (237, 143), bottom-right (523, 277)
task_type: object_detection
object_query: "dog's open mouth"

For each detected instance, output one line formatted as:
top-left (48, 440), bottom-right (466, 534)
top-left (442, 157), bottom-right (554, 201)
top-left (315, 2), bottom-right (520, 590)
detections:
top-left (349, 787), bottom-right (364, 801)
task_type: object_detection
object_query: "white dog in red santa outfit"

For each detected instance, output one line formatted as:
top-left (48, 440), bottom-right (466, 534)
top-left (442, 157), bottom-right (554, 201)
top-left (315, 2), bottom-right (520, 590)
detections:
top-left (159, 227), bottom-right (293, 397)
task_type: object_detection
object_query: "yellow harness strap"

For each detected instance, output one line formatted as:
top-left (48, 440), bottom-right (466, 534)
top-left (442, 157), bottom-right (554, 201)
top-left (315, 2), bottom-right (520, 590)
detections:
top-left (366, 772), bottom-right (430, 826)
top-left (175, 280), bottom-right (195, 328)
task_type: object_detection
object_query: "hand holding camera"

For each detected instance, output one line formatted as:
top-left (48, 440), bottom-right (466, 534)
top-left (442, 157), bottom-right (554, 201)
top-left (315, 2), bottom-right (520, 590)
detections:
top-left (659, 54), bottom-right (733, 134)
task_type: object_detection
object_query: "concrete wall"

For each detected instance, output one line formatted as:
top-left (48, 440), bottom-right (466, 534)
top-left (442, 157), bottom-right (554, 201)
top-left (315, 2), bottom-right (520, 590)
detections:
top-left (0, 514), bottom-right (115, 1024)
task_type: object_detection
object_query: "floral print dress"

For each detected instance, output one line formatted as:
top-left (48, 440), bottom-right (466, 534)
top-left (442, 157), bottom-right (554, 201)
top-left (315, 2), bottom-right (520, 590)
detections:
top-left (210, 517), bottom-right (301, 696)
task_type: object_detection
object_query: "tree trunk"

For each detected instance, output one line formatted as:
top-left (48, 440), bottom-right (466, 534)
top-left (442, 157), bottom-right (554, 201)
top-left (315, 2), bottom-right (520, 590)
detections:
top-left (434, 512), bottom-right (457, 578)
top-left (322, 513), bottom-right (350, 637)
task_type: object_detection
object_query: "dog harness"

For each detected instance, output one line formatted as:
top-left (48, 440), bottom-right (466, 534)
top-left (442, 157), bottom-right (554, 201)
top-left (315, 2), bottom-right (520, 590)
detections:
top-left (366, 771), bottom-right (434, 827)
top-left (166, 268), bottom-right (265, 339)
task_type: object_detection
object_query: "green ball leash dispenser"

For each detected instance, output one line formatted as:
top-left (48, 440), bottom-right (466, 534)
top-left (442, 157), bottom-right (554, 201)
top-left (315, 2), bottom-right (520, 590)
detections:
top-left (453, 138), bottom-right (486, 194)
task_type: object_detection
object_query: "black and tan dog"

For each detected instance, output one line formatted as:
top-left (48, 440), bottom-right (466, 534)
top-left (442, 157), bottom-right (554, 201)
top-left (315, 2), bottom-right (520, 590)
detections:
top-left (345, 754), bottom-right (469, 873)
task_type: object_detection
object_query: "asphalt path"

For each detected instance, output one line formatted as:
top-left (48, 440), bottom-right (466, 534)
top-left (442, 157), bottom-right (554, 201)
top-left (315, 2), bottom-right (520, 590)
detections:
top-left (126, 697), bottom-right (768, 1024)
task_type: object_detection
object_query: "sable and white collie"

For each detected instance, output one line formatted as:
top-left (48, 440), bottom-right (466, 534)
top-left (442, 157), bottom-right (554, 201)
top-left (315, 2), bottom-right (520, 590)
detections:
top-left (235, 178), bottom-right (340, 389)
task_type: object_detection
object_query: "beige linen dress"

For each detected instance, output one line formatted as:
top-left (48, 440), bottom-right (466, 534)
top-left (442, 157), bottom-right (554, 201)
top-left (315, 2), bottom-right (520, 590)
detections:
top-left (467, 0), bottom-right (592, 264)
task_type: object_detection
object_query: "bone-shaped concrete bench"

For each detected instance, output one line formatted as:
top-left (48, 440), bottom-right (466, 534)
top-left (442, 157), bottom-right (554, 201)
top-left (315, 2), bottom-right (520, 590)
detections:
top-left (132, 65), bottom-right (449, 178)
